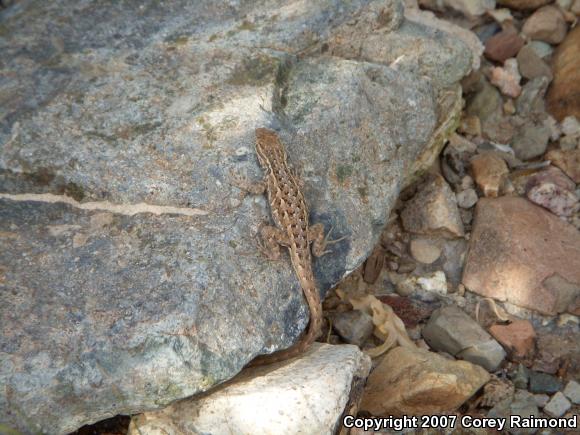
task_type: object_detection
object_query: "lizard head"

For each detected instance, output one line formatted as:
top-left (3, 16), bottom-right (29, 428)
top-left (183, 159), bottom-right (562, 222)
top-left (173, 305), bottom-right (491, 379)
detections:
top-left (255, 128), bottom-right (287, 167)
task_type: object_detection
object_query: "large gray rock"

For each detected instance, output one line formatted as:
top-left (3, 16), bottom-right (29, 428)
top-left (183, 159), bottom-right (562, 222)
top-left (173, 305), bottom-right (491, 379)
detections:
top-left (0, 0), bottom-right (471, 433)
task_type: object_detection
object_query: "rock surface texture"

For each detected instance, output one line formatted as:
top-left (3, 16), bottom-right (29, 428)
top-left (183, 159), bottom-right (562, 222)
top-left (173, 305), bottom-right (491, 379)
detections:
top-left (422, 306), bottom-right (506, 371)
top-left (0, 0), bottom-right (471, 433)
top-left (463, 197), bottom-right (580, 315)
top-left (128, 344), bottom-right (371, 435)
top-left (546, 26), bottom-right (580, 121)
top-left (360, 346), bottom-right (490, 416)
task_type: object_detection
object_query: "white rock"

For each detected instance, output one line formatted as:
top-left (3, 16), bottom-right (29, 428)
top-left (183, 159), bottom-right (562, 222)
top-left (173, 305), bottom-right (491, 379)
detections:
top-left (563, 380), bottom-right (580, 404)
top-left (128, 343), bottom-right (371, 435)
top-left (417, 271), bottom-right (448, 295)
top-left (445, 0), bottom-right (496, 18)
top-left (488, 8), bottom-right (513, 23)
top-left (557, 314), bottom-right (579, 327)
top-left (544, 392), bottom-right (572, 417)
top-left (561, 116), bottom-right (580, 138)
top-left (543, 115), bottom-right (561, 141)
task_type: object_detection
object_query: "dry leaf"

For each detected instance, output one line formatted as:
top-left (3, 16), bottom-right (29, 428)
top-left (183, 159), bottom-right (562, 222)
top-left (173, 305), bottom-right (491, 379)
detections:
top-left (336, 291), bottom-right (416, 357)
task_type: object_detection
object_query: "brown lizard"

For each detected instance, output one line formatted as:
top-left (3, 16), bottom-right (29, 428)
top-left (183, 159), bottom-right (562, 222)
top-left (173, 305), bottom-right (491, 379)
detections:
top-left (243, 128), bottom-right (342, 366)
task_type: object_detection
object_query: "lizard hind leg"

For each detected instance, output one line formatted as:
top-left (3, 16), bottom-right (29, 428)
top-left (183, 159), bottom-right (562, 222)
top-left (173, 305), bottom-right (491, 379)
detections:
top-left (309, 224), bottom-right (347, 257)
top-left (258, 225), bottom-right (290, 261)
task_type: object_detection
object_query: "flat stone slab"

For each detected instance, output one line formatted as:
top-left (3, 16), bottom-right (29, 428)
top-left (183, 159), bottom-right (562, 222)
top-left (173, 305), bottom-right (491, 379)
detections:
top-left (462, 197), bottom-right (580, 315)
top-left (128, 344), bottom-right (371, 435)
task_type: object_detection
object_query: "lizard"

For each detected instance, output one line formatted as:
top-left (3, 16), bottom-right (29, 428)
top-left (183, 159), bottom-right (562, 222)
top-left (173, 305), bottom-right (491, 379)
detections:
top-left (242, 128), bottom-right (342, 366)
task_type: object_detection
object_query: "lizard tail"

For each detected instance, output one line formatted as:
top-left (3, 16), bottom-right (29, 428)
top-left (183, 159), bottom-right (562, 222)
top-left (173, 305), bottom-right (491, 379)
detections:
top-left (247, 282), bottom-right (322, 367)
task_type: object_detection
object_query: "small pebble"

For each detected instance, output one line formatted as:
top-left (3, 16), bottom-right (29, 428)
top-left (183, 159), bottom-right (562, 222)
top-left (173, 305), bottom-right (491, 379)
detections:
top-left (528, 40), bottom-right (553, 59)
top-left (460, 175), bottom-right (474, 190)
top-left (522, 6), bottom-right (568, 45)
top-left (529, 371), bottom-right (562, 394)
top-left (459, 115), bottom-right (482, 137)
top-left (332, 311), bottom-right (375, 347)
top-left (544, 392), bottom-right (572, 417)
top-left (484, 27), bottom-right (524, 62)
top-left (409, 239), bottom-right (441, 264)
top-left (563, 380), bottom-right (580, 404)
top-left (395, 279), bottom-right (415, 296)
top-left (533, 394), bottom-right (550, 408)
top-left (503, 99), bottom-right (516, 115)
top-left (489, 58), bottom-right (522, 98)
top-left (509, 363), bottom-right (529, 389)
top-left (557, 314), bottom-right (579, 327)
top-left (456, 188), bottom-right (478, 209)
top-left (416, 271), bottom-right (448, 295)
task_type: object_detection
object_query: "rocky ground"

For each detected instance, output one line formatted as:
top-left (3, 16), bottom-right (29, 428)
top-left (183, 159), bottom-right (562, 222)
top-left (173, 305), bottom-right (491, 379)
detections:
top-left (1, 0), bottom-right (579, 433)
top-left (330, 0), bottom-right (580, 431)
top-left (110, 0), bottom-right (579, 433)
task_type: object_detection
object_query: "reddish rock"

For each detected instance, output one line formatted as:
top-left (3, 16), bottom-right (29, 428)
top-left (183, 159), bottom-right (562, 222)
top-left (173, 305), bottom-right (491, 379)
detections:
top-left (484, 28), bottom-right (525, 63)
top-left (546, 149), bottom-right (580, 183)
top-left (470, 152), bottom-right (509, 197)
top-left (546, 26), bottom-right (580, 121)
top-left (462, 197), bottom-right (580, 315)
top-left (489, 320), bottom-right (536, 359)
top-left (489, 58), bottom-right (522, 97)
top-left (379, 295), bottom-right (435, 328)
top-left (522, 6), bottom-right (568, 44)
top-left (525, 166), bottom-right (579, 217)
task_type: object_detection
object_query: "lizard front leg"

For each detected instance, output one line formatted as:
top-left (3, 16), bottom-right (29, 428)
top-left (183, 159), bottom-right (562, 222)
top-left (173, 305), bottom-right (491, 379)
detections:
top-left (258, 225), bottom-right (290, 260)
top-left (230, 172), bottom-right (267, 196)
top-left (308, 223), bottom-right (346, 257)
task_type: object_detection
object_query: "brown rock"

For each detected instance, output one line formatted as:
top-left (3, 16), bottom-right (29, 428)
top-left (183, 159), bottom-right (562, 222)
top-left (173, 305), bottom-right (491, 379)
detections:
top-left (489, 320), bottom-right (536, 359)
top-left (360, 346), bottom-right (490, 416)
top-left (496, 0), bottom-right (552, 10)
top-left (547, 26), bottom-right (580, 121)
top-left (470, 152), bottom-right (509, 197)
top-left (459, 115), bottom-right (482, 136)
top-left (401, 174), bottom-right (465, 238)
top-left (516, 44), bottom-right (553, 80)
top-left (484, 28), bottom-right (525, 63)
top-left (462, 197), bottom-right (580, 315)
top-left (522, 6), bottom-right (568, 44)
top-left (546, 149), bottom-right (580, 183)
